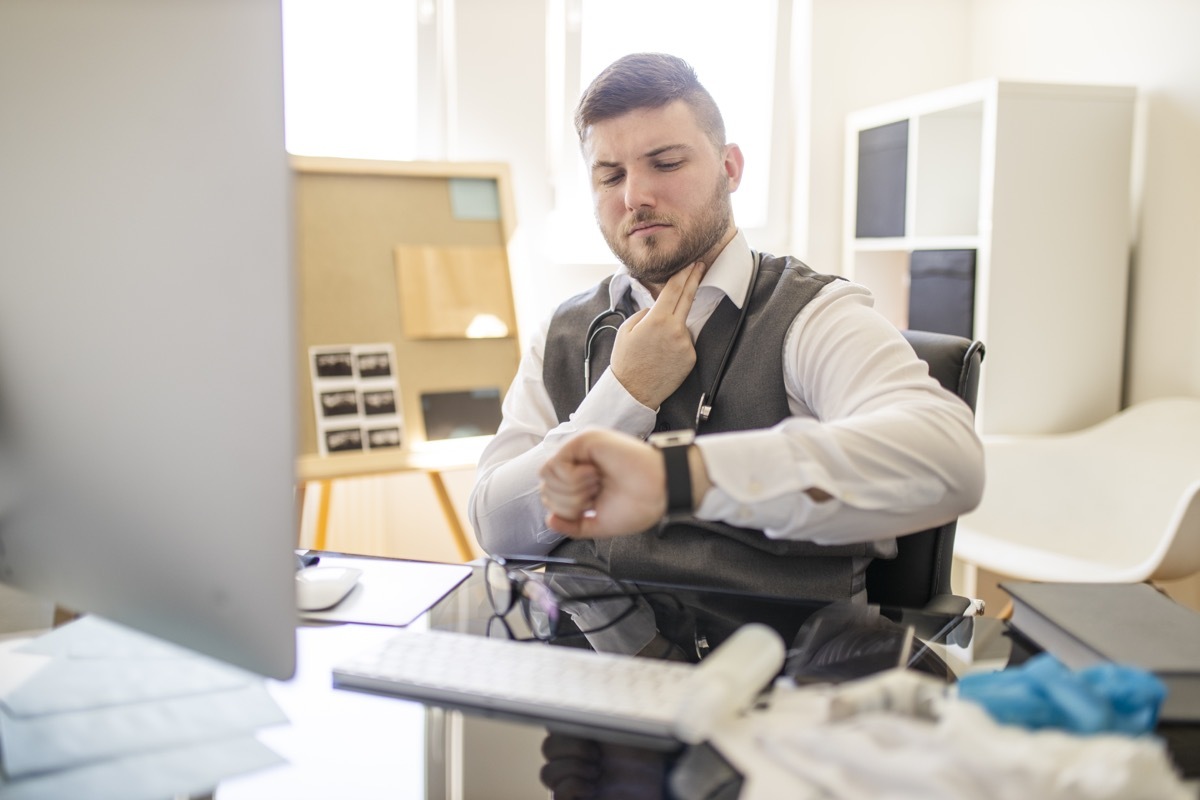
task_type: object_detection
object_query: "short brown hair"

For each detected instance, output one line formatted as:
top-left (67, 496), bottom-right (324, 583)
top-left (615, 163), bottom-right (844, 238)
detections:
top-left (574, 53), bottom-right (726, 148)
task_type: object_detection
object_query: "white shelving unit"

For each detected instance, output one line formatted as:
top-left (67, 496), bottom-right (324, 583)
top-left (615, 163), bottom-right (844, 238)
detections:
top-left (843, 79), bottom-right (1136, 435)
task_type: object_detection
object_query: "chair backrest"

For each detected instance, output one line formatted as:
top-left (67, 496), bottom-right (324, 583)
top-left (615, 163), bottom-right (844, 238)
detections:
top-left (864, 329), bottom-right (985, 609)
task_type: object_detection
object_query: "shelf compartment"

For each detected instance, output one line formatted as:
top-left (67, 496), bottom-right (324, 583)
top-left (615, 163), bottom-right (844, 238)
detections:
top-left (912, 102), bottom-right (984, 238)
top-left (852, 250), bottom-right (910, 330)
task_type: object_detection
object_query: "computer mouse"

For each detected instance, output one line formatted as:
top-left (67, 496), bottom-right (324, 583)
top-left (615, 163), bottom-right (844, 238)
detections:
top-left (296, 566), bottom-right (362, 611)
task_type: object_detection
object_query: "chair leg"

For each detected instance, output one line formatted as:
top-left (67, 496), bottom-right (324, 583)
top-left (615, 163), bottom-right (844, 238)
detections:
top-left (996, 600), bottom-right (1013, 620)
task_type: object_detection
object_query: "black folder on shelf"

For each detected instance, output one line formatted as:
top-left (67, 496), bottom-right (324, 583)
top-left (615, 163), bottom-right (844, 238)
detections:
top-left (907, 249), bottom-right (976, 339)
top-left (855, 120), bottom-right (908, 239)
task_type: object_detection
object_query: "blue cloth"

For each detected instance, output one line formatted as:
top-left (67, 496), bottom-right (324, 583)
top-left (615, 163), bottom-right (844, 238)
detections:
top-left (957, 653), bottom-right (1166, 735)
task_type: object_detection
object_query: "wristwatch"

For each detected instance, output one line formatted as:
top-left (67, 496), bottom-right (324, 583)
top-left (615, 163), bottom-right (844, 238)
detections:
top-left (648, 429), bottom-right (696, 515)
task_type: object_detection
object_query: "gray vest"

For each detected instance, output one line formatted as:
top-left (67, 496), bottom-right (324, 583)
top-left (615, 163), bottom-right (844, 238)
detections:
top-left (543, 253), bottom-right (896, 604)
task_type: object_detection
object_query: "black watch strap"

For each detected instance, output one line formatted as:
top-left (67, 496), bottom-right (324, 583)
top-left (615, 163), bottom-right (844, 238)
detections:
top-left (649, 430), bottom-right (695, 515)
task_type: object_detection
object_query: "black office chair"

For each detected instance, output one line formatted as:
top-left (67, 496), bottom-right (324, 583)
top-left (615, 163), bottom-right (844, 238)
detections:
top-left (864, 329), bottom-right (985, 616)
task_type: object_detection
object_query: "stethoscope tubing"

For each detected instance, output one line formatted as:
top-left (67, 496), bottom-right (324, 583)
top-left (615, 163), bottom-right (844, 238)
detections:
top-left (582, 311), bottom-right (626, 391)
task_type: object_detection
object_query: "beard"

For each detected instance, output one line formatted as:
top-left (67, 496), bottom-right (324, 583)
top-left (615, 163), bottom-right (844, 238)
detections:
top-left (600, 172), bottom-right (734, 286)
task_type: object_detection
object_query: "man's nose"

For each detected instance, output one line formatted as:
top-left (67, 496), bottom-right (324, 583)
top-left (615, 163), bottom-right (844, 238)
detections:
top-left (623, 171), bottom-right (656, 211)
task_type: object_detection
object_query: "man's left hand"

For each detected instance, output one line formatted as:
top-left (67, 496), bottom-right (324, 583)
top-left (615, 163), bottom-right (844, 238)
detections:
top-left (539, 429), bottom-right (668, 538)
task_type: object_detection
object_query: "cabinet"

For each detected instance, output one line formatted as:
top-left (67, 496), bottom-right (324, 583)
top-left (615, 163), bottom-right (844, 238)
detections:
top-left (842, 80), bottom-right (1136, 435)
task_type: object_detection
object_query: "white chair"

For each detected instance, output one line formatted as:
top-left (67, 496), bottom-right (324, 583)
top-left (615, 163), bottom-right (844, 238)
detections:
top-left (955, 397), bottom-right (1200, 585)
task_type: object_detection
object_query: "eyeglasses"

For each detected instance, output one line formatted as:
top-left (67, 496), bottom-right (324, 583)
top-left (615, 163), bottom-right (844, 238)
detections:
top-left (484, 556), bottom-right (644, 643)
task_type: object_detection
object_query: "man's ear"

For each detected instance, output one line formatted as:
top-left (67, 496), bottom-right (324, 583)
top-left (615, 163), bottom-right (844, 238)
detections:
top-left (723, 143), bottom-right (745, 192)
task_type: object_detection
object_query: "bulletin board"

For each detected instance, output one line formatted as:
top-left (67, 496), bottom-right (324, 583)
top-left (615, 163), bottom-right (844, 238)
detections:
top-left (291, 157), bottom-right (521, 481)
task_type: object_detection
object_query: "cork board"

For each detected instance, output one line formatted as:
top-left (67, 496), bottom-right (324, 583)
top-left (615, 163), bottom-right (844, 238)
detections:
top-left (292, 157), bottom-right (520, 472)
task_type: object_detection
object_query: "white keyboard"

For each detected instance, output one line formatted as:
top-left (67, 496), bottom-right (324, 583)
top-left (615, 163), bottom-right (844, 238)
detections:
top-left (333, 628), bottom-right (696, 740)
top-left (332, 624), bottom-right (786, 744)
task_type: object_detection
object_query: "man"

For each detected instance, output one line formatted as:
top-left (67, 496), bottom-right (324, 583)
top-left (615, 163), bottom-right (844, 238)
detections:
top-left (469, 53), bottom-right (983, 642)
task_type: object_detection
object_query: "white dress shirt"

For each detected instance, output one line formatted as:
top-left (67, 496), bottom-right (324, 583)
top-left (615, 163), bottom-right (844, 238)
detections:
top-left (468, 231), bottom-right (984, 558)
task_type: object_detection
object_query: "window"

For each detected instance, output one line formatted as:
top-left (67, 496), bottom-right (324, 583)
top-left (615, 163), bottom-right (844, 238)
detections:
top-left (548, 0), bottom-right (793, 263)
top-left (282, 0), bottom-right (448, 161)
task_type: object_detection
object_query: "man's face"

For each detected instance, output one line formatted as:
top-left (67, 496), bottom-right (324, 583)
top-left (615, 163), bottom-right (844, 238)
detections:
top-left (581, 100), bottom-right (743, 286)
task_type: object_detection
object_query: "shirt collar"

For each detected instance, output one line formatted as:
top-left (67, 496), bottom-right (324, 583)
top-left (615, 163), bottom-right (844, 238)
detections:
top-left (607, 229), bottom-right (753, 310)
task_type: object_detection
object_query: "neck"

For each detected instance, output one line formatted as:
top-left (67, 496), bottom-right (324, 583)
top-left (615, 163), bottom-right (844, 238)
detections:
top-left (645, 227), bottom-right (738, 300)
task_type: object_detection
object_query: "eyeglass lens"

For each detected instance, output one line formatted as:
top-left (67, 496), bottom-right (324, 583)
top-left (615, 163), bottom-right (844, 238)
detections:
top-left (486, 614), bottom-right (515, 640)
top-left (484, 559), bottom-right (515, 616)
top-left (485, 558), bottom-right (642, 642)
top-left (520, 579), bottom-right (560, 639)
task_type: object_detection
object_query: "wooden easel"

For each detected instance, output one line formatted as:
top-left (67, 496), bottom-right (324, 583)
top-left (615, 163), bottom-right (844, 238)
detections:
top-left (291, 158), bottom-right (521, 560)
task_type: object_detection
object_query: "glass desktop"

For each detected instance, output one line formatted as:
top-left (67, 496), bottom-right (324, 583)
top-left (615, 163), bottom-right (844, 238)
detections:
top-left (217, 557), bottom-right (1016, 800)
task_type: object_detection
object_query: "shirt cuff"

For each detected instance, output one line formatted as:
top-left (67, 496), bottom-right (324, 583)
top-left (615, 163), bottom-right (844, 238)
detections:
top-left (567, 367), bottom-right (657, 437)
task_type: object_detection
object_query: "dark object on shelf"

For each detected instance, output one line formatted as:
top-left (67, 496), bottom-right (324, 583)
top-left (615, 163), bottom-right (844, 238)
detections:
top-left (855, 120), bottom-right (908, 238)
top-left (908, 249), bottom-right (976, 338)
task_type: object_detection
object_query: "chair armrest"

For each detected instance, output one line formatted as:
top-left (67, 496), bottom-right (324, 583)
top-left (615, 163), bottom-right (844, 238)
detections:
top-left (922, 593), bottom-right (974, 617)
top-left (913, 594), bottom-right (977, 647)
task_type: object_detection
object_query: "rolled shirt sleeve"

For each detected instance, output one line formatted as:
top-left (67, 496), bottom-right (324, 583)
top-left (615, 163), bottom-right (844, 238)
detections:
top-left (468, 315), bottom-right (657, 557)
top-left (693, 281), bottom-right (984, 544)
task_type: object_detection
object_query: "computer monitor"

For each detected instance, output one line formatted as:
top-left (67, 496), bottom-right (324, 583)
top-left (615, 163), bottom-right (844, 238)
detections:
top-left (0, 1), bottom-right (297, 678)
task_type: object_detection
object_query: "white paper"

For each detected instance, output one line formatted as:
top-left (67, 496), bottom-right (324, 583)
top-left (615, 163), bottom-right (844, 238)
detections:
top-left (299, 554), bottom-right (471, 627)
top-left (3, 654), bottom-right (255, 716)
top-left (0, 681), bottom-right (287, 778)
top-left (0, 615), bottom-right (289, 783)
top-left (3, 616), bottom-right (258, 716)
top-left (0, 638), bottom-right (49, 702)
top-left (0, 736), bottom-right (284, 800)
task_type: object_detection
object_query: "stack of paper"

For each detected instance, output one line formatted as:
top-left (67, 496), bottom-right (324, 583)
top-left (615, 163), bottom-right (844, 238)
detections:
top-left (0, 616), bottom-right (289, 800)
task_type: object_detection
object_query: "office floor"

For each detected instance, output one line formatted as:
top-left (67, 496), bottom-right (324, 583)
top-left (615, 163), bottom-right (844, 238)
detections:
top-left (1160, 574), bottom-right (1200, 611)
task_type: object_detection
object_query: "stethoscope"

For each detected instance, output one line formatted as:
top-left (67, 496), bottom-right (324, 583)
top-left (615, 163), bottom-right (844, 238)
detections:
top-left (583, 251), bottom-right (762, 429)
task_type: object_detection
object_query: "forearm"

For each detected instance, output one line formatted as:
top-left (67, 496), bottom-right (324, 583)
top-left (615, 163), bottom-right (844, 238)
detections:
top-left (470, 444), bottom-right (561, 557)
top-left (693, 394), bottom-right (983, 544)
top-left (682, 282), bottom-right (984, 544)
top-left (470, 368), bottom-right (657, 556)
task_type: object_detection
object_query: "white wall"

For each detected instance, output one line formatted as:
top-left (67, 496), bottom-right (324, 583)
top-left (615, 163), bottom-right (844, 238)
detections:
top-left (806, 0), bottom-right (1200, 407)
top-left (801, 0), bottom-right (973, 270)
top-left (451, 0), bottom-right (615, 351)
top-left (965, 0), bottom-right (1200, 405)
top-left (452, 0), bottom-right (552, 346)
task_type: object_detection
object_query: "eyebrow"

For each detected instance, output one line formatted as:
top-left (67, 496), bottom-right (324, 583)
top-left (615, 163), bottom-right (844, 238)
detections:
top-left (591, 143), bottom-right (693, 172)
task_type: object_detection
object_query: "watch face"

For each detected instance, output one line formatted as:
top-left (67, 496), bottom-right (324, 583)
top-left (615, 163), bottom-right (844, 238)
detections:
top-left (649, 429), bottom-right (696, 448)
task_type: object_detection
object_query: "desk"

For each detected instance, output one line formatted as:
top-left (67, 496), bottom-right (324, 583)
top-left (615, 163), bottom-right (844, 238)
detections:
top-left (6, 560), bottom-right (1195, 798)
top-left (216, 572), bottom-right (551, 800)
top-left (207, 558), bottom-right (1199, 798)
top-left (210, 559), bottom-right (1030, 800)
